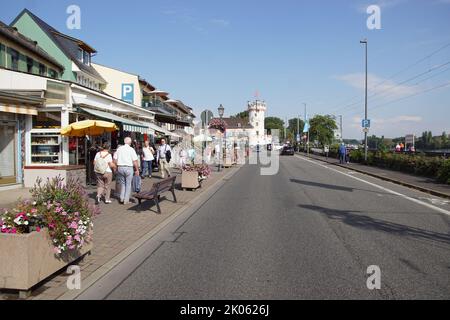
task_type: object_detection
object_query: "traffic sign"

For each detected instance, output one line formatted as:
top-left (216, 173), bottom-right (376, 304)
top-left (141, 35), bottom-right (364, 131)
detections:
top-left (201, 110), bottom-right (214, 128)
top-left (363, 128), bottom-right (369, 133)
top-left (362, 119), bottom-right (371, 128)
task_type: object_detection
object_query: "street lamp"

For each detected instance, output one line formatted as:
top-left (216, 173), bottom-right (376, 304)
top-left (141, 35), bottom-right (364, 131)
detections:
top-left (360, 39), bottom-right (368, 161)
top-left (218, 104), bottom-right (225, 172)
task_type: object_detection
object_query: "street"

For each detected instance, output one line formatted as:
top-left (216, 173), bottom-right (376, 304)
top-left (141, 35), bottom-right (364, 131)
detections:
top-left (104, 155), bottom-right (450, 300)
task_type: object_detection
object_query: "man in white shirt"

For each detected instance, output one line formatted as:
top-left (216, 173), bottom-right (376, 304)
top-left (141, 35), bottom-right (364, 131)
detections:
top-left (156, 138), bottom-right (172, 179)
top-left (114, 137), bottom-right (139, 204)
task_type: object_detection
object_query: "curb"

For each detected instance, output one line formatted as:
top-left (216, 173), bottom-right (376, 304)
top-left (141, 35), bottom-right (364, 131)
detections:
top-left (58, 165), bottom-right (243, 300)
top-left (299, 154), bottom-right (450, 200)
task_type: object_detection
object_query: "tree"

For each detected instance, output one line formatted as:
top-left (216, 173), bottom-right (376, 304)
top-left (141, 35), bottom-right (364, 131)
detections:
top-left (308, 115), bottom-right (338, 146)
top-left (231, 110), bottom-right (249, 121)
top-left (265, 117), bottom-right (285, 139)
top-left (441, 131), bottom-right (448, 149)
top-left (287, 118), bottom-right (305, 137)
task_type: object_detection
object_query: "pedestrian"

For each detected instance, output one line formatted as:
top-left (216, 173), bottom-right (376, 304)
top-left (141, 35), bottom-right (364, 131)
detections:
top-left (157, 138), bottom-right (172, 179)
top-left (141, 140), bottom-right (155, 179)
top-left (93, 142), bottom-right (116, 205)
top-left (114, 137), bottom-right (140, 205)
top-left (338, 143), bottom-right (346, 164)
top-left (179, 146), bottom-right (188, 169)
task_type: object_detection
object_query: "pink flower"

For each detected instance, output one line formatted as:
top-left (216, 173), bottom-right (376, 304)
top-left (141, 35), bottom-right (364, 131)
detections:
top-left (49, 223), bottom-right (56, 229)
top-left (66, 239), bottom-right (72, 246)
top-left (69, 221), bottom-right (78, 229)
top-left (11, 228), bottom-right (17, 234)
top-left (69, 245), bottom-right (76, 250)
top-left (74, 235), bottom-right (81, 242)
top-left (36, 227), bottom-right (41, 232)
top-left (53, 247), bottom-right (61, 254)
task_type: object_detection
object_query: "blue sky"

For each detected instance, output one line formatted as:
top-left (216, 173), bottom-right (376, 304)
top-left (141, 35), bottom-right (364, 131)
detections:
top-left (2, 0), bottom-right (450, 139)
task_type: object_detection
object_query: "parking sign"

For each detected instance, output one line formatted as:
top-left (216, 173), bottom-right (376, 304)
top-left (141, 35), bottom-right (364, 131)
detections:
top-left (122, 84), bottom-right (134, 104)
top-left (362, 119), bottom-right (371, 128)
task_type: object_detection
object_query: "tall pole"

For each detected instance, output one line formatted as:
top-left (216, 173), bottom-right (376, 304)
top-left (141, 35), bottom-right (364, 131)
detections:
top-left (297, 116), bottom-right (300, 150)
top-left (361, 39), bottom-right (368, 161)
top-left (339, 115), bottom-right (343, 142)
top-left (304, 103), bottom-right (309, 156)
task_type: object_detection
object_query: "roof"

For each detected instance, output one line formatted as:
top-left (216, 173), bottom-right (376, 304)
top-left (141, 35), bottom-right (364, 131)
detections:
top-left (11, 9), bottom-right (105, 83)
top-left (0, 20), bottom-right (64, 71)
top-left (211, 118), bottom-right (253, 129)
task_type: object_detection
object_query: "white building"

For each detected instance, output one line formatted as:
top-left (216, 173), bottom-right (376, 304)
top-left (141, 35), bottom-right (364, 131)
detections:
top-left (247, 99), bottom-right (267, 147)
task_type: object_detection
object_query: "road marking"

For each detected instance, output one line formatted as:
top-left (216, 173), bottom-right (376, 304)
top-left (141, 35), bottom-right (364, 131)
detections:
top-left (418, 197), bottom-right (450, 206)
top-left (296, 155), bottom-right (450, 216)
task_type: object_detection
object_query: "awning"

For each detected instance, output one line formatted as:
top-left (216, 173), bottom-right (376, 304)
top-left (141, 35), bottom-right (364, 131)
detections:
top-left (144, 121), bottom-right (181, 138)
top-left (79, 107), bottom-right (149, 134)
top-left (0, 104), bottom-right (38, 115)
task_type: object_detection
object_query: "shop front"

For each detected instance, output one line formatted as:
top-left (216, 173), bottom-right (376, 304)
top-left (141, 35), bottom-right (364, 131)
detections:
top-left (0, 90), bottom-right (43, 188)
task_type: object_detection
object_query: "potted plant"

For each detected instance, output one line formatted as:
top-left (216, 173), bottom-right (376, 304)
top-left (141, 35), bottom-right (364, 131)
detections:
top-left (0, 176), bottom-right (97, 297)
top-left (181, 164), bottom-right (212, 190)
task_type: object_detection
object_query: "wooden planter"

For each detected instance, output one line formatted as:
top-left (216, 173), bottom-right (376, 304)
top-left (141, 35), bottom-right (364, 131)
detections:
top-left (181, 171), bottom-right (200, 190)
top-left (0, 228), bottom-right (92, 297)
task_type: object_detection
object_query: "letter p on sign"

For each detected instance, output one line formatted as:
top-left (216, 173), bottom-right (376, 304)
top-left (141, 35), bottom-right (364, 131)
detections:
top-left (122, 84), bottom-right (134, 104)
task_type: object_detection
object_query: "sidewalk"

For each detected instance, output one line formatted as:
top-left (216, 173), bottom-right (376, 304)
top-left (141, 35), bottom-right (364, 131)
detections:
top-left (301, 153), bottom-right (450, 199)
top-left (0, 164), bottom-right (241, 300)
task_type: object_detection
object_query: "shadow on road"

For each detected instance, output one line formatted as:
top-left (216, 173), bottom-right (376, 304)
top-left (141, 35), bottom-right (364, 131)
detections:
top-left (298, 204), bottom-right (450, 247)
top-left (290, 178), bottom-right (391, 196)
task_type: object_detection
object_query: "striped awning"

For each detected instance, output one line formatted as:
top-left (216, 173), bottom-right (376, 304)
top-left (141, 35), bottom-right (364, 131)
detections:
top-left (0, 104), bottom-right (38, 115)
top-left (79, 107), bottom-right (150, 134)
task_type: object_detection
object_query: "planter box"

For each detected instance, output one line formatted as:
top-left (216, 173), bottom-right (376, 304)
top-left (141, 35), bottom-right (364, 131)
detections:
top-left (0, 228), bottom-right (92, 293)
top-left (181, 171), bottom-right (200, 190)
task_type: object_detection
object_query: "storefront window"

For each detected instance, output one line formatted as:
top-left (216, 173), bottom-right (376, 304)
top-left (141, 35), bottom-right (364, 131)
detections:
top-left (32, 112), bottom-right (61, 129)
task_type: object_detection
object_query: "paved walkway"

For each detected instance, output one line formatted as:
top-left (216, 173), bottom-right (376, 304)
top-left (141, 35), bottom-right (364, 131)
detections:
top-left (302, 152), bottom-right (450, 198)
top-left (0, 165), bottom-right (239, 300)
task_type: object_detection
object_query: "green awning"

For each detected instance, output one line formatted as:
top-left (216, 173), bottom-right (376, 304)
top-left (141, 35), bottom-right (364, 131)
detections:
top-left (79, 107), bottom-right (149, 134)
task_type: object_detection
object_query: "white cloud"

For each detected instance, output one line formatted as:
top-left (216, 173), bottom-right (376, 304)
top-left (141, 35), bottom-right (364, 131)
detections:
top-left (334, 73), bottom-right (421, 99)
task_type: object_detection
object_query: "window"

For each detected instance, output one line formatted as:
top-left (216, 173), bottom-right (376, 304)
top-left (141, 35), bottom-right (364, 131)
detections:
top-left (26, 57), bottom-right (34, 73)
top-left (77, 48), bottom-right (83, 62)
top-left (48, 69), bottom-right (57, 79)
top-left (83, 51), bottom-right (90, 65)
top-left (39, 63), bottom-right (46, 76)
top-left (10, 49), bottom-right (19, 70)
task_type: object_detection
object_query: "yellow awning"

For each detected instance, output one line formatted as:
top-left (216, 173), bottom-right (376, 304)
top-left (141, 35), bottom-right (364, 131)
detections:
top-left (61, 120), bottom-right (118, 137)
top-left (0, 104), bottom-right (38, 115)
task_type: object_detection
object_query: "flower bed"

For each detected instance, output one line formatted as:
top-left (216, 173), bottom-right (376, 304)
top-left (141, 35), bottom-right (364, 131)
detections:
top-left (208, 118), bottom-right (227, 133)
top-left (0, 176), bottom-right (98, 294)
top-left (182, 164), bottom-right (212, 180)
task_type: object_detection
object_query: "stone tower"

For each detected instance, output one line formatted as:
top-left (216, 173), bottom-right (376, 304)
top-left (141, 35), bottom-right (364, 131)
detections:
top-left (247, 99), bottom-right (266, 147)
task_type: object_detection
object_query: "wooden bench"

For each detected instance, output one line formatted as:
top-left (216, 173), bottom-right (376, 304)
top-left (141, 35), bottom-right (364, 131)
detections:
top-left (134, 176), bottom-right (177, 213)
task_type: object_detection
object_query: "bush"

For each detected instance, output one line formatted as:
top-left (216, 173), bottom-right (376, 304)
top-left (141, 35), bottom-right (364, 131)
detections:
top-left (437, 160), bottom-right (450, 184)
top-left (347, 150), bottom-right (449, 184)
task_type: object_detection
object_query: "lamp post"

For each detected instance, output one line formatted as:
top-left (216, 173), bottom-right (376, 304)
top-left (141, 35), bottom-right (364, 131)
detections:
top-left (360, 39), bottom-right (368, 161)
top-left (218, 104), bottom-right (224, 172)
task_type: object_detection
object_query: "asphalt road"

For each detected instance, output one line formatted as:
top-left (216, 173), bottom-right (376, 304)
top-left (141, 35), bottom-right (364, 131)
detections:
top-left (106, 154), bottom-right (450, 299)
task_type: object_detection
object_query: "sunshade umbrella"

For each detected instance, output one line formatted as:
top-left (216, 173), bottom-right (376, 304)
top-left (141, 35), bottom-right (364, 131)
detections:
top-left (61, 120), bottom-right (118, 137)
top-left (193, 133), bottom-right (213, 143)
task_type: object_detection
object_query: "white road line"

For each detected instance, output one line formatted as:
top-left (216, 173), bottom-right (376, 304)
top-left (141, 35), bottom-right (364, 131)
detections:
top-left (296, 155), bottom-right (450, 216)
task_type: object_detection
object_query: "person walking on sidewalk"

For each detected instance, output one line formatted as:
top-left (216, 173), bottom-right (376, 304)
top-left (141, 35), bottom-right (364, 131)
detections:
top-left (338, 143), bottom-right (347, 164)
top-left (141, 140), bottom-right (155, 179)
top-left (93, 143), bottom-right (116, 205)
top-left (157, 138), bottom-right (172, 179)
top-left (114, 137), bottom-right (140, 204)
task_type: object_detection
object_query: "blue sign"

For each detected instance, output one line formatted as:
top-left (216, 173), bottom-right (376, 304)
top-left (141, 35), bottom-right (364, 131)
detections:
top-left (362, 119), bottom-right (371, 128)
top-left (122, 83), bottom-right (134, 104)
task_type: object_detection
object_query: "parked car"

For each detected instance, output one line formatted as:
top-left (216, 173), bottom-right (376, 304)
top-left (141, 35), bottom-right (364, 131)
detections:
top-left (281, 145), bottom-right (295, 155)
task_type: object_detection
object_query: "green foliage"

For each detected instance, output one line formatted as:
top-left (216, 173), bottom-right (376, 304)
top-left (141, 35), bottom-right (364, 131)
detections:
top-left (231, 111), bottom-right (249, 121)
top-left (309, 115), bottom-right (338, 146)
top-left (349, 150), bottom-right (450, 184)
top-left (287, 118), bottom-right (305, 136)
top-left (265, 117), bottom-right (285, 138)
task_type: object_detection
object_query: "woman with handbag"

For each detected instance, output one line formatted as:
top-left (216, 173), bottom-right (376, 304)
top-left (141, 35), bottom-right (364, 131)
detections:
top-left (93, 143), bottom-right (116, 204)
